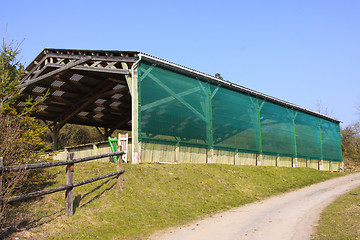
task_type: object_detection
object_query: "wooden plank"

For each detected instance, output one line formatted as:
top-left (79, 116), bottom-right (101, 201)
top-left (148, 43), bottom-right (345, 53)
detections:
top-left (65, 152), bottom-right (74, 216)
top-left (278, 156), bottom-right (292, 167)
top-left (121, 62), bottom-right (133, 96)
top-left (140, 142), bottom-right (149, 162)
top-left (153, 143), bottom-right (162, 162)
top-left (213, 149), bottom-right (235, 165)
top-left (262, 155), bottom-right (276, 166)
top-left (309, 160), bottom-right (319, 169)
top-left (237, 152), bottom-right (256, 166)
top-left (322, 160), bottom-right (330, 171)
top-left (297, 158), bottom-right (307, 168)
top-left (166, 144), bottom-right (176, 162)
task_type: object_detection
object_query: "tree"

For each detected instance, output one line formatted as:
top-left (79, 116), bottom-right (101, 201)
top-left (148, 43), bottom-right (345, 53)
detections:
top-left (315, 99), bottom-right (333, 116)
top-left (341, 123), bottom-right (360, 158)
top-left (0, 39), bottom-right (50, 227)
top-left (214, 73), bottom-right (224, 80)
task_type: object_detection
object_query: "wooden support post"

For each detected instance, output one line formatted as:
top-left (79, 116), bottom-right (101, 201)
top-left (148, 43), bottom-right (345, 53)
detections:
top-left (340, 162), bottom-right (344, 172)
top-left (257, 154), bottom-right (263, 166)
top-left (319, 160), bottom-right (324, 171)
top-left (52, 127), bottom-right (60, 151)
top-left (293, 157), bottom-right (298, 168)
top-left (206, 148), bottom-right (213, 163)
top-left (65, 152), bottom-right (74, 216)
top-left (276, 155), bottom-right (280, 167)
top-left (132, 66), bottom-right (141, 164)
top-left (175, 143), bottom-right (180, 163)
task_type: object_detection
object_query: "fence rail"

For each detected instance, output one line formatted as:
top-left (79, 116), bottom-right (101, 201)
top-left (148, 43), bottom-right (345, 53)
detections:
top-left (1, 151), bottom-right (125, 172)
top-left (0, 151), bottom-right (125, 216)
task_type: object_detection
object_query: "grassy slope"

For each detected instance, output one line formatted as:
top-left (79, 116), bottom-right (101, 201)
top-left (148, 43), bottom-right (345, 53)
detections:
top-left (8, 162), bottom-right (343, 240)
top-left (311, 158), bottom-right (360, 240)
top-left (312, 186), bottom-right (360, 240)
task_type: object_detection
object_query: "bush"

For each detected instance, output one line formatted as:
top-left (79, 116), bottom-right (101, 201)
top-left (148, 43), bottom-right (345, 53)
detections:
top-left (0, 40), bottom-right (50, 227)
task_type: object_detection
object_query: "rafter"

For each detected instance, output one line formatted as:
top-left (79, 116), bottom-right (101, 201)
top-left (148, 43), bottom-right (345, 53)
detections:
top-left (19, 57), bottom-right (92, 88)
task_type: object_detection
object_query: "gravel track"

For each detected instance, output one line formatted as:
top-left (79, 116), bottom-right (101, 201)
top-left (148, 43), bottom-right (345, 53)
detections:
top-left (150, 173), bottom-right (360, 240)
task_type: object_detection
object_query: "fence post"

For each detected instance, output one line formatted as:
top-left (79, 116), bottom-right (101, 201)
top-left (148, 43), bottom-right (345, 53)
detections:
top-left (65, 152), bottom-right (74, 216)
top-left (117, 136), bottom-right (124, 190)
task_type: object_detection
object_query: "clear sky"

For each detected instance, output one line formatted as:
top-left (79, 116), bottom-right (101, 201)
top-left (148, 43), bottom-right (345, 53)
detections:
top-left (1, 0), bottom-right (359, 126)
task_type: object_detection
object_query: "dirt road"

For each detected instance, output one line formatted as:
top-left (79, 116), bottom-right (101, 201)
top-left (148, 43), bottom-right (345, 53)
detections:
top-left (150, 173), bottom-right (360, 240)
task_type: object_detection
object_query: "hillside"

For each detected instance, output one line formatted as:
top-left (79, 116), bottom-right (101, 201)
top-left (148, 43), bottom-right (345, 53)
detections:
top-left (5, 162), bottom-right (343, 239)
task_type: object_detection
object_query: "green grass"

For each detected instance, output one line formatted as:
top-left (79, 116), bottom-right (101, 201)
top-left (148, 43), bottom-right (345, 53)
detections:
top-left (7, 162), bottom-right (343, 239)
top-left (312, 185), bottom-right (360, 240)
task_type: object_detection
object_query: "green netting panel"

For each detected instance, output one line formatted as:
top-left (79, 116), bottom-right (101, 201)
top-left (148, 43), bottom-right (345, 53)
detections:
top-left (294, 112), bottom-right (322, 159)
top-left (211, 87), bottom-right (260, 153)
top-left (260, 101), bottom-right (296, 157)
top-left (138, 61), bottom-right (342, 162)
top-left (320, 120), bottom-right (342, 161)
top-left (139, 62), bottom-right (208, 145)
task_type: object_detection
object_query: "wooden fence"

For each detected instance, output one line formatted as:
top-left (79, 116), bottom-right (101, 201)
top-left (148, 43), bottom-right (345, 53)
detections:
top-left (0, 151), bottom-right (125, 216)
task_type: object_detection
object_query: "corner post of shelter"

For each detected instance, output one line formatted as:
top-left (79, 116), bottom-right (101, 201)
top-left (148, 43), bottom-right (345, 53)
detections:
top-left (205, 84), bottom-right (214, 164)
top-left (256, 101), bottom-right (264, 166)
top-left (318, 121), bottom-right (324, 170)
top-left (131, 65), bottom-right (141, 164)
top-left (292, 114), bottom-right (298, 168)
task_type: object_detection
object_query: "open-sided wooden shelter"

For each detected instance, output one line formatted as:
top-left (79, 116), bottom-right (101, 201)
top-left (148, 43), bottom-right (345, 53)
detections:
top-left (18, 48), bottom-right (343, 170)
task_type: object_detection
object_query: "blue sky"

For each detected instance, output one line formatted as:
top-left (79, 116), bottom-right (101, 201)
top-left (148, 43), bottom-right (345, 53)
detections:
top-left (1, 0), bottom-right (359, 126)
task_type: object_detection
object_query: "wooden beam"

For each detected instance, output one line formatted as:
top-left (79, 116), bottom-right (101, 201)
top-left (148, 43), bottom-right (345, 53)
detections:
top-left (132, 66), bottom-right (140, 164)
top-left (19, 57), bottom-right (92, 88)
top-left (50, 76), bottom-right (85, 94)
top-left (121, 62), bottom-right (132, 96)
top-left (44, 63), bottom-right (131, 75)
top-left (53, 79), bottom-right (118, 129)
top-left (46, 52), bottom-right (137, 63)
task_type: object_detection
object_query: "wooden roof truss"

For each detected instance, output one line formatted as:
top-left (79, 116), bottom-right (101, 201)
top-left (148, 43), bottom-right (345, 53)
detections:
top-left (18, 49), bottom-right (138, 147)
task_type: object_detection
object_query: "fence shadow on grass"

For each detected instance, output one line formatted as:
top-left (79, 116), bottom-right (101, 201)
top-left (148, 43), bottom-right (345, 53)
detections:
top-left (74, 177), bottom-right (117, 213)
top-left (1, 176), bottom-right (118, 239)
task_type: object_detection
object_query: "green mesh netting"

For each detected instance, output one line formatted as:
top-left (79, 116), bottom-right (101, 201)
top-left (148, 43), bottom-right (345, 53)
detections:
top-left (138, 61), bottom-right (342, 161)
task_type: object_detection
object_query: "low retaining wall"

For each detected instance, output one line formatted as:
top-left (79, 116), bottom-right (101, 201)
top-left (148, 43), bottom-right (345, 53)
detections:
top-left (140, 142), bottom-right (342, 171)
top-left (53, 141), bottom-right (342, 171)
